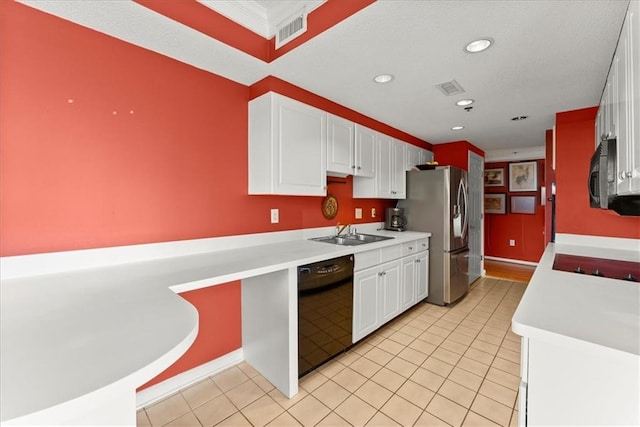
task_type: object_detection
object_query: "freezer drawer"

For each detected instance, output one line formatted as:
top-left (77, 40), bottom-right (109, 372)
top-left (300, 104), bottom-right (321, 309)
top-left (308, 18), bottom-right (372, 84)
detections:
top-left (445, 247), bottom-right (469, 304)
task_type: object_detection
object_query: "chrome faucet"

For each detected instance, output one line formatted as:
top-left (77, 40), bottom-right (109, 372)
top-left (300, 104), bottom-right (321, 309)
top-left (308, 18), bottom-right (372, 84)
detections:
top-left (335, 223), bottom-right (352, 237)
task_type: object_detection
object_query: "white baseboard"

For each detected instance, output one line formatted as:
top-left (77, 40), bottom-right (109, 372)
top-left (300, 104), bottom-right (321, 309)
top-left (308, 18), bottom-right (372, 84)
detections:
top-left (136, 348), bottom-right (244, 409)
top-left (484, 256), bottom-right (538, 267)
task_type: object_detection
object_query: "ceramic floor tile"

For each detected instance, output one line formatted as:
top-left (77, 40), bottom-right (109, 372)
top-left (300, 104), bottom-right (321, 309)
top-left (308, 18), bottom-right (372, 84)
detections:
top-left (352, 341), bottom-right (375, 356)
top-left (266, 411), bottom-right (302, 426)
top-left (371, 366), bottom-right (408, 392)
top-left (510, 410), bottom-right (519, 427)
top-left (397, 346), bottom-right (429, 365)
top-left (216, 411), bottom-right (252, 426)
top-left (431, 347), bottom-right (463, 365)
top-left (364, 347), bottom-right (395, 365)
top-left (464, 347), bottom-right (495, 365)
top-left (136, 410), bottom-right (151, 427)
top-left (388, 330), bottom-right (415, 345)
top-left (298, 370), bottom-right (329, 393)
top-left (385, 356), bottom-right (419, 378)
top-left (422, 356), bottom-right (455, 377)
top-left (409, 367), bottom-right (446, 392)
top-left (332, 366), bottom-right (368, 393)
top-left (212, 366), bottom-right (250, 392)
top-left (500, 339), bottom-right (521, 353)
top-left (192, 394), bottom-right (237, 427)
top-left (146, 393), bottom-right (192, 427)
top-left (485, 367), bottom-right (520, 391)
top-left (497, 347), bottom-right (521, 364)
top-left (491, 357), bottom-right (520, 377)
top-left (380, 394), bottom-right (423, 426)
top-left (237, 361), bottom-right (260, 379)
top-left (334, 395), bottom-right (377, 426)
top-left (414, 410), bottom-right (451, 426)
top-left (447, 332), bottom-right (475, 346)
top-left (315, 412), bottom-right (351, 426)
top-left (311, 379), bottom-right (350, 410)
top-left (365, 411), bottom-right (402, 426)
top-left (241, 395), bottom-right (286, 427)
top-left (471, 339), bottom-right (499, 356)
top-left (454, 325), bottom-right (480, 338)
top-left (396, 379), bottom-right (435, 409)
top-left (268, 388), bottom-right (308, 411)
top-left (350, 355), bottom-right (382, 378)
top-left (253, 375), bottom-right (276, 393)
top-left (479, 379), bottom-right (518, 409)
top-left (448, 367), bottom-right (484, 392)
top-left (475, 331), bottom-right (504, 346)
top-left (377, 338), bottom-right (406, 355)
top-left (408, 339), bottom-right (437, 356)
top-left (163, 411), bottom-right (202, 427)
top-left (462, 411), bottom-right (501, 426)
top-left (440, 338), bottom-right (470, 355)
top-left (438, 380), bottom-right (476, 408)
top-left (399, 324), bottom-right (424, 337)
top-left (426, 394), bottom-right (468, 427)
top-left (180, 378), bottom-right (223, 410)
top-left (354, 376), bottom-right (395, 409)
top-left (427, 325), bottom-right (452, 338)
top-left (225, 378), bottom-right (266, 409)
top-left (456, 356), bottom-right (490, 377)
top-left (470, 394), bottom-right (513, 427)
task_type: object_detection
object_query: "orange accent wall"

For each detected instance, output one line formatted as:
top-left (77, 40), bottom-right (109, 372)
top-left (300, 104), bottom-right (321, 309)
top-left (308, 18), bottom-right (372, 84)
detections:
top-left (484, 160), bottom-right (546, 263)
top-left (432, 140), bottom-right (485, 171)
top-left (555, 107), bottom-right (640, 239)
top-left (0, 2), bottom-right (410, 389)
top-left (138, 282), bottom-right (242, 390)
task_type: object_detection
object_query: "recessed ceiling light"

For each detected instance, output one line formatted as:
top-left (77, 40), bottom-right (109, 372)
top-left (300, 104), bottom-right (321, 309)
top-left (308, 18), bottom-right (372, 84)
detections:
top-left (374, 74), bottom-right (394, 84)
top-left (456, 99), bottom-right (474, 107)
top-left (511, 115), bottom-right (529, 121)
top-left (465, 38), bottom-right (493, 53)
top-left (451, 126), bottom-right (464, 131)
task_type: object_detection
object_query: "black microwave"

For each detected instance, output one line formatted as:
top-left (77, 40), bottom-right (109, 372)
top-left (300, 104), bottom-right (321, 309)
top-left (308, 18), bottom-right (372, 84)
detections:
top-left (588, 137), bottom-right (640, 216)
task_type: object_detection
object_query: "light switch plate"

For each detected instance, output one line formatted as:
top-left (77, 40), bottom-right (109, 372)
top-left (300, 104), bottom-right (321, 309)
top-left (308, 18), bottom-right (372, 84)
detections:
top-left (371, 208), bottom-right (376, 218)
top-left (271, 209), bottom-right (279, 224)
top-left (355, 208), bottom-right (362, 219)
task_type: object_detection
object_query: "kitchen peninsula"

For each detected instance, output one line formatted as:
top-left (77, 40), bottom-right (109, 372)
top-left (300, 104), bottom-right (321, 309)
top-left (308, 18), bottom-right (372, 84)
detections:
top-left (0, 225), bottom-right (429, 425)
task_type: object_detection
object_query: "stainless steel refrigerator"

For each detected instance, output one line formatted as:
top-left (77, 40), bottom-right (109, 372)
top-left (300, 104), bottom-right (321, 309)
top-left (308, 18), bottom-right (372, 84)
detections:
top-left (397, 166), bottom-right (469, 305)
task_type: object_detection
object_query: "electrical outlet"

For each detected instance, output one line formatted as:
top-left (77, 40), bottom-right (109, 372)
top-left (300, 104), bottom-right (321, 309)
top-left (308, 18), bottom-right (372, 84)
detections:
top-left (270, 209), bottom-right (279, 224)
top-left (509, 239), bottom-right (516, 247)
top-left (355, 208), bottom-right (362, 219)
top-left (371, 208), bottom-right (376, 218)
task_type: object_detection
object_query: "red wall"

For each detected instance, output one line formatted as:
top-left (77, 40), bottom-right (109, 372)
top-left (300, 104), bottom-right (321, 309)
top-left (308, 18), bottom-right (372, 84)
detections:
top-left (432, 140), bottom-right (485, 171)
top-left (484, 160), bottom-right (546, 263)
top-left (555, 108), bottom-right (640, 239)
top-left (1, 2), bottom-right (422, 390)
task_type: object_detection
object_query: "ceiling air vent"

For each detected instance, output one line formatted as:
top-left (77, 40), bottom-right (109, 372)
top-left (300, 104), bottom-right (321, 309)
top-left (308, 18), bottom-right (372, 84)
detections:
top-left (275, 9), bottom-right (307, 49)
top-left (436, 79), bottom-right (465, 96)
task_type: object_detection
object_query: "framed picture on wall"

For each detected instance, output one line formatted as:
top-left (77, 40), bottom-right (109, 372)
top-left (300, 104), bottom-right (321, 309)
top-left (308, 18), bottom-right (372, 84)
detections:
top-left (509, 161), bottom-right (538, 192)
top-left (484, 168), bottom-right (504, 187)
top-left (511, 195), bottom-right (536, 214)
top-left (484, 193), bottom-right (506, 214)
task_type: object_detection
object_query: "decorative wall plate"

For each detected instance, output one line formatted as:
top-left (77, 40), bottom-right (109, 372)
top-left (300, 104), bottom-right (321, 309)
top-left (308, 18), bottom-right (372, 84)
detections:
top-left (322, 194), bottom-right (338, 219)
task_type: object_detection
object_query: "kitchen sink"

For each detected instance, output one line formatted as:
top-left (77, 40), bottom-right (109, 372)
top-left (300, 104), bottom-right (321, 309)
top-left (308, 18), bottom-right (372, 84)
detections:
top-left (310, 233), bottom-right (394, 246)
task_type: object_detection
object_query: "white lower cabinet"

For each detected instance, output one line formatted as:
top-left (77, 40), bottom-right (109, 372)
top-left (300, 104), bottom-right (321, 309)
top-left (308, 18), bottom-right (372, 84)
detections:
top-left (353, 240), bottom-right (429, 343)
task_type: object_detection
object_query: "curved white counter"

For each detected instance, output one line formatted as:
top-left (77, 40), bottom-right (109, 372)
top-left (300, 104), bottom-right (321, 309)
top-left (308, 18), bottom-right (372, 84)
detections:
top-left (0, 226), bottom-right (429, 425)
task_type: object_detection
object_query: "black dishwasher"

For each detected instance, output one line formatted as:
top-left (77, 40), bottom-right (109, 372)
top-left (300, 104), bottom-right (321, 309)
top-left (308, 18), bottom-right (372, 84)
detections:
top-left (298, 254), bottom-right (354, 377)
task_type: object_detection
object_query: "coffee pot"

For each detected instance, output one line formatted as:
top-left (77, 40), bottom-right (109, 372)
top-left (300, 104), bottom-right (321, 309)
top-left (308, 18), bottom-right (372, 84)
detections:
top-left (384, 207), bottom-right (406, 231)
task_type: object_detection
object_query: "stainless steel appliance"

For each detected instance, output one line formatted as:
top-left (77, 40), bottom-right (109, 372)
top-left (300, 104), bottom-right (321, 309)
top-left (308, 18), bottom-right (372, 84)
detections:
top-left (297, 255), bottom-right (353, 377)
top-left (397, 166), bottom-right (469, 305)
top-left (588, 137), bottom-right (640, 216)
top-left (384, 207), bottom-right (406, 231)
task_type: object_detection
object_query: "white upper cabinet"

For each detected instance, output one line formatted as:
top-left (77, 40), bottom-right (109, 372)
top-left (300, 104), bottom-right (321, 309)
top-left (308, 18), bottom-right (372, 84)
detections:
top-left (353, 133), bottom-right (407, 199)
top-left (598, 0), bottom-right (639, 196)
top-left (249, 92), bottom-right (327, 196)
top-left (354, 125), bottom-right (376, 177)
top-left (326, 114), bottom-right (355, 176)
top-left (406, 144), bottom-right (434, 171)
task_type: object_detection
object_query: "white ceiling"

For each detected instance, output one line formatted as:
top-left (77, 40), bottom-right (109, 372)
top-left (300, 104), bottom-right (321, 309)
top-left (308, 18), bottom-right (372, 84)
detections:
top-left (18, 0), bottom-right (629, 156)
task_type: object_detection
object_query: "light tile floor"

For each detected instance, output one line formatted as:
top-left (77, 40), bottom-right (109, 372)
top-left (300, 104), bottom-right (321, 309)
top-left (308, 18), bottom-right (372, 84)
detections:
top-left (137, 277), bottom-right (526, 426)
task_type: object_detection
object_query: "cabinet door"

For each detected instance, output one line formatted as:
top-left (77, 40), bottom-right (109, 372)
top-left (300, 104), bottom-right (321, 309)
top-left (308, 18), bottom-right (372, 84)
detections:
top-left (355, 125), bottom-right (376, 177)
top-left (401, 256), bottom-right (416, 311)
top-left (379, 260), bottom-right (401, 324)
top-left (415, 250), bottom-right (429, 301)
top-left (377, 134), bottom-right (393, 198)
top-left (391, 139), bottom-right (406, 199)
top-left (421, 149), bottom-right (434, 164)
top-left (327, 114), bottom-right (354, 176)
top-left (630, 0), bottom-right (640, 193)
top-left (353, 267), bottom-right (380, 343)
top-left (406, 144), bottom-right (421, 171)
top-left (276, 96), bottom-right (327, 195)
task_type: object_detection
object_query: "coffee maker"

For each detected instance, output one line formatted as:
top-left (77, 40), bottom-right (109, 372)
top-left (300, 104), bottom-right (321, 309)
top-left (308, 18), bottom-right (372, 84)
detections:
top-left (384, 207), bottom-right (406, 231)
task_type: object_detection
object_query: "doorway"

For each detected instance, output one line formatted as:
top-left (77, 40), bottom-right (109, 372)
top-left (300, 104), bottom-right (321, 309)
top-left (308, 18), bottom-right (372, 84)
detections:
top-left (468, 151), bottom-right (484, 284)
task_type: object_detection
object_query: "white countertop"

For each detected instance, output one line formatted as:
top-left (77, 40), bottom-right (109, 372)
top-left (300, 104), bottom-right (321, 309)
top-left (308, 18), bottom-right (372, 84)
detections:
top-left (0, 227), bottom-right (429, 423)
top-left (512, 238), bottom-right (640, 357)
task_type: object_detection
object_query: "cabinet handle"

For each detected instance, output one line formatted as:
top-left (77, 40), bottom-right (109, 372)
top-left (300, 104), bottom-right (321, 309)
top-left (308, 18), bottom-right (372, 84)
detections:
top-left (357, 166), bottom-right (362, 170)
top-left (408, 247), bottom-right (413, 250)
top-left (416, 259), bottom-right (421, 263)
top-left (626, 171), bottom-right (632, 178)
top-left (351, 165), bottom-right (356, 169)
top-left (422, 243), bottom-right (427, 247)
